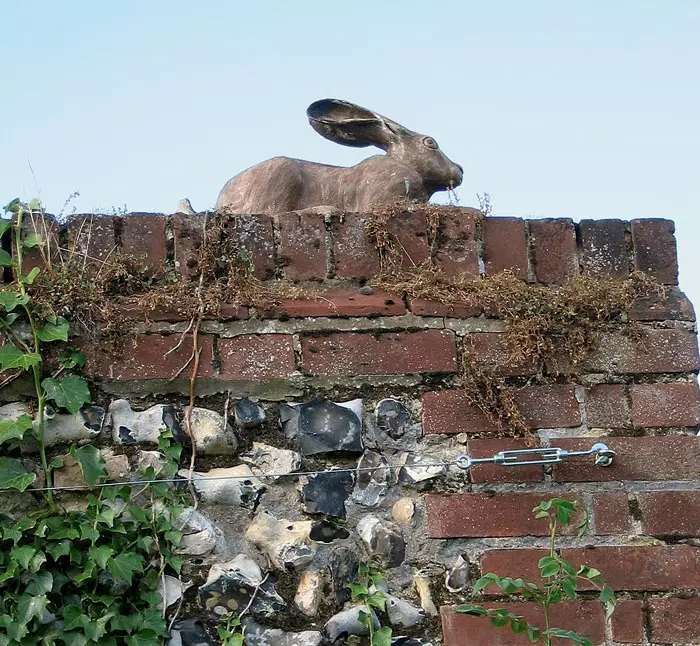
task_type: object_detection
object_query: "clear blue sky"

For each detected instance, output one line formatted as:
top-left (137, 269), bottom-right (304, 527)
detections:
top-left (2, 1), bottom-right (698, 306)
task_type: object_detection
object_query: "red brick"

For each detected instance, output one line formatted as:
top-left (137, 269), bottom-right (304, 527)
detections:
top-left (529, 219), bottom-right (578, 285)
top-left (578, 219), bottom-right (629, 279)
top-left (513, 385), bottom-right (580, 429)
top-left (120, 213), bottom-right (167, 274)
top-left (278, 211), bottom-right (326, 280)
top-left (441, 602), bottom-right (605, 646)
top-left (562, 545), bottom-right (700, 591)
top-left (117, 297), bottom-right (248, 322)
top-left (86, 334), bottom-right (214, 381)
top-left (469, 333), bottom-right (538, 376)
top-left (301, 330), bottom-right (457, 376)
top-left (632, 218), bottom-right (678, 284)
top-left (173, 213), bottom-right (208, 278)
top-left (639, 490), bottom-right (700, 537)
top-left (483, 217), bottom-right (528, 278)
top-left (585, 384), bottom-right (630, 428)
top-left (466, 438), bottom-right (544, 483)
top-left (409, 298), bottom-right (482, 318)
top-left (554, 436), bottom-right (700, 482)
top-left (331, 213), bottom-right (380, 279)
top-left (630, 382), bottom-right (700, 428)
top-left (231, 213), bottom-right (276, 280)
top-left (434, 208), bottom-right (480, 277)
top-left (611, 600), bottom-right (645, 643)
top-left (422, 390), bottom-right (500, 435)
top-left (422, 386), bottom-right (580, 435)
top-left (585, 329), bottom-right (699, 374)
top-left (218, 334), bottom-right (295, 380)
top-left (66, 214), bottom-right (116, 263)
top-left (649, 598), bottom-right (700, 644)
top-left (629, 287), bottom-right (695, 321)
top-left (261, 290), bottom-right (404, 318)
top-left (385, 210), bottom-right (430, 267)
top-left (426, 493), bottom-right (577, 538)
top-left (483, 545), bottom-right (700, 592)
top-left (593, 491), bottom-right (632, 535)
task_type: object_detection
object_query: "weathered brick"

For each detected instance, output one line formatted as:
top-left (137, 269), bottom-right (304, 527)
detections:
top-left (261, 290), bottom-right (404, 318)
top-left (562, 545), bottom-right (700, 591)
top-left (434, 208), bottom-right (480, 276)
top-left (218, 334), bottom-right (295, 381)
top-left (85, 334), bottom-right (214, 381)
top-left (629, 287), bottom-right (695, 321)
top-left (529, 219), bottom-right (577, 285)
top-left (482, 545), bottom-right (700, 591)
top-left (230, 213), bottom-right (276, 280)
top-left (585, 329), bottom-right (699, 374)
top-left (385, 210), bottom-right (430, 267)
top-left (513, 385), bottom-right (580, 428)
top-left (630, 382), bottom-right (700, 428)
top-left (467, 438), bottom-right (544, 483)
top-left (279, 211), bottom-right (326, 280)
top-left (66, 214), bottom-right (116, 263)
top-left (173, 212), bottom-right (208, 278)
top-left (593, 491), bottom-right (632, 535)
top-left (120, 213), bottom-right (167, 274)
top-left (585, 384), bottom-right (629, 428)
top-left (611, 600), bottom-right (645, 644)
top-left (469, 333), bottom-right (538, 376)
top-left (331, 213), bottom-right (380, 280)
top-left (422, 386), bottom-right (580, 435)
top-left (649, 598), bottom-right (700, 644)
top-left (409, 298), bottom-right (482, 318)
top-left (117, 296), bottom-right (248, 322)
top-left (632, 218), bottom-right (678, 284)
top-left (18, 210), bottom-right (61, 273)
top-left (578, 219), bottom-right (629, 278)
top-left (426, 493), bottom-right (576, 538)
top-left (441, 602), bottom-right (605, 646)
top-left (422, 390), bottom-right (500, 435)
top-left (554, 436), bottom-right (700, 482)
top-left (483, 217), bottom-right (528, 278)
top-left (301, 330), bottom-right (457, 376)
top-left (638, 490), bottom-right (700, 537)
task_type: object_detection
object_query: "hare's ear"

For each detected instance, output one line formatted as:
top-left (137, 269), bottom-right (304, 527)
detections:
top-left (307, 99), bottom-right (399, 150)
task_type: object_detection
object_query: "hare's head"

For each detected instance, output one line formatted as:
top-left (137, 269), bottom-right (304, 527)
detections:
top-left (307, 99), bottom-right (463, 195)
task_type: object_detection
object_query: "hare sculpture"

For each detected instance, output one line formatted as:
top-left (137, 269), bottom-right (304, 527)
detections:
top-left (215, 99), bottom-right (463, 214)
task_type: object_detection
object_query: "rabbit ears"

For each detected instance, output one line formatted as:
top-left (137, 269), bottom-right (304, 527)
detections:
top-left (307, 99), bottom-right (406, 151)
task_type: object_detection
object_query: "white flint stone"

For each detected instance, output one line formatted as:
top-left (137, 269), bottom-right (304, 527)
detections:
top-left (110, 399), bottom-right (174, 444)
top-left (181, 465), bottom-right (265, 507)
top-left (325, 606), bottom-right (379, 641)
top-left (138, 450), bottom-right (167, 475)
top-left (173, 507), bottom-right (221, 557)
top-left (243, 620), bottom-right (324, 646)
top-left (160, 575), bottom-right (190, 610)
top-left (240, 442), bottom-right (301, 481)
top-left (188, 407), bottom-right (237, 455)
top-left (245, 512), bottom-right (316, 570)
top-left (385, 594), bottom-right (425, 627)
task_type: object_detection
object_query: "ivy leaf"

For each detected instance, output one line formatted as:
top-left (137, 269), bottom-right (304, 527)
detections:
top-left (0, 217), bottom-right (12, 235)
top-left (22, 267), bottom-right (41, 285)
top-left (0, 249), bottom-right (14, 267)
top-left (88, 545), bottom-right (114, 569)
top-left (23, 233), bottom-right (43, 249)
top-left (42, 375), bottom-right (91, 414)
top-left (60, 632), bottom-right (88, 646)
top-left (456, 605), bottom-right (490, 616)
top-left (108, 552), bottom-right (144, 585)
top-left (0, 291), bottom-right (29, 311)
top-left (70, 444), bottom-right (106, 487)
top-left (63, 605), bottom-right (89, 631)
top-left (11, 545), bottom-right (37, 570)
top-left (37, 317), bottom-right (69, 342)
top-left (0, 345), bottom-right (41, 371)
top-left (125, 631), bottom-right (159, 646)
top-left (0, 457), bottom-right (36, 491)
top-left (371, 626), bottom-right (392, 646)
top-left (17, 593), bottom-right (49, 625)
top-left (0, 415), bottom-right (33, 444)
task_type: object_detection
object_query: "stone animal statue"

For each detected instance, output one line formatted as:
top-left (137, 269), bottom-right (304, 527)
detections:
top-left (214, 99), bottom-right (463, 214)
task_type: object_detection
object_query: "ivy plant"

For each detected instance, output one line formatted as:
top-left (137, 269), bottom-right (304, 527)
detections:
top-left (347, 560), bottom-right (392, 646)
top-left (457, 499), bottom-right (616, 646)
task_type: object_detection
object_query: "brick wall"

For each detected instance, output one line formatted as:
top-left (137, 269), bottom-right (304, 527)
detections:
top-left (11, 208), bottom-right (700, 644)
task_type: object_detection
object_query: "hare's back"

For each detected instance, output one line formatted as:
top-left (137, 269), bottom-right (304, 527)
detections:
top-left (215, 157), bottom-right (305, 214)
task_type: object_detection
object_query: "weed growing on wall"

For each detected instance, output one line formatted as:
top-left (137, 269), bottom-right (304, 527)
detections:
top-left (457, 499), bottom-right (615, 646)
top-left (348, 561), bottom-right (393, 646)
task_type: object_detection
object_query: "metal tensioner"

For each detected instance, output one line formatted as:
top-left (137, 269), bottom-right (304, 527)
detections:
top-left (455, 442), bottom-right (615, 472)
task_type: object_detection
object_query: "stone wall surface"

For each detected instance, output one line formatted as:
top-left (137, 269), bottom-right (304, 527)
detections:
top-left (2, 208), bottom-right (699, 646)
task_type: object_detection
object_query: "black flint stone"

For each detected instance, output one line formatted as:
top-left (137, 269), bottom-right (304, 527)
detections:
top-left (235, 396), bottom-right (266, 429)
top-left (168, 618), bottom-right (216, 646)
top-left (376, 399), bottom-right (412, 439)
top-left (310, 519), bottom-right (351, 542)
top-left (329, 547), bottom-right (360, 604)
top-left (296, 399), bottom-right (363, 456)
top-left (302, 470), bottom-right (354, 519)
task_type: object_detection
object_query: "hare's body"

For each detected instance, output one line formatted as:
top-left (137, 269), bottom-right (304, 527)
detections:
top-left (214, 99), bottom-right (463, 215)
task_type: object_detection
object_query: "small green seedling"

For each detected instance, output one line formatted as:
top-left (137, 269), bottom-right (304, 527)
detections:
top-left (347, 560), bottom-right (393, 646)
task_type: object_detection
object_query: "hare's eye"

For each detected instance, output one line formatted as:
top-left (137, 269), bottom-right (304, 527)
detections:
top-left (423, 137), bottom-right (438, 150)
